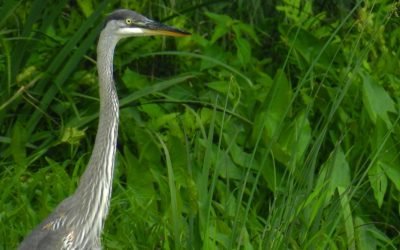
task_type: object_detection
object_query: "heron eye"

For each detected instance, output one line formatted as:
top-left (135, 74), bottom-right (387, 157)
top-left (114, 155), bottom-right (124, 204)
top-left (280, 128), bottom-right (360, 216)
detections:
top-left (125, 18), bottom-right (133, 25)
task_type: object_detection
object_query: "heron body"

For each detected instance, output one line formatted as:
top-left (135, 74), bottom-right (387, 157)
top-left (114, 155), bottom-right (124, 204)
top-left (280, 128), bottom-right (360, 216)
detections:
top-left (19, 9), bottom-right (189, 249)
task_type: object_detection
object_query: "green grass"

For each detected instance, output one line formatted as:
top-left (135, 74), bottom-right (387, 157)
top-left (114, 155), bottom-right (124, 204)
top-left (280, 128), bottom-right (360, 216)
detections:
top-left (1, 0), bottom-right (400, 249)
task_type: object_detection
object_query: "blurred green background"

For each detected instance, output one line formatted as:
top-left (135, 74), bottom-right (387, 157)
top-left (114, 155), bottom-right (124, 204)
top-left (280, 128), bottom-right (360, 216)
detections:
top-left (1, 0), bottom-right (400, 249)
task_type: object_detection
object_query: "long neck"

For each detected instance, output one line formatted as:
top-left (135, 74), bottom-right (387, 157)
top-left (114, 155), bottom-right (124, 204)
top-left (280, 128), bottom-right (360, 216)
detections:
top-left (71, 30), bottom-right (120, 244)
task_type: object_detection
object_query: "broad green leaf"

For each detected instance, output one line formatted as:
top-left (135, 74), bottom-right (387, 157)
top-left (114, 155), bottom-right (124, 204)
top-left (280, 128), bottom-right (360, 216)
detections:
top-left (235, 22), bottom-right (260, 45)
top-left (207, 81), bottom-right (230, 94)
top-left (121, 146), bottom-right (156, 208)
top-left (371, 119), bottom-right (400, 192)
top-left (278, 111), bottom-right (311, 165)
top-left (286, 28), bottom-right (339, 69)
top-left (355, 216), bottom-right (396, 249)
top-left (141, 103), bottom-right (163, 119)
top-left (381, 161), bottom-right (400, 191)
top-left (297, 181), bottom-right (327, 228)
top-left (264, 69), bottom-right (292, 137)
top-left (200, 45), bottom-right (227, 70)
top-left (151, 113), bottom-right (179, 131)
top-left (355, 217), bottom-right (377, 250)
top-left (216, 151), bottom-right (244, 180)
top-left (205, 12), bottom-right (233, 26)
top-left (338, 187), bottom-right (355, 250)
top-left (368, 161), bottom-right (387, 208)
top-left (59, 127), bottom-right (86, 145)
top-left (331, 150), bottom-right (351, 189)
top-left (120, 75), bottom-right (193, 107)
top-left (260, 156), bottom-right (282, 192)
top-left (122, 68), bottom-right (149, 90)
top-left (251, 70), bottom-right (292, 164)
top-left (362, 73), bottom-right (395, 127)
top-left (228, 141), bottom-right (254, 168)
top-left (205, 12), bottom-right (233, 44)
top-left (320, 149), bottom-right (351, 202)
top-left (77, 0), bottom-right (93, 17)
top-left (235, 37), bottom-right (251, 66)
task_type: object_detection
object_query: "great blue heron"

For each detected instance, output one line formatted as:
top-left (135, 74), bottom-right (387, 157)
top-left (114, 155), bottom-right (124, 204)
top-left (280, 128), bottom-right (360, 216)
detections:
top-left (19, 9), bottom-right (189, 249)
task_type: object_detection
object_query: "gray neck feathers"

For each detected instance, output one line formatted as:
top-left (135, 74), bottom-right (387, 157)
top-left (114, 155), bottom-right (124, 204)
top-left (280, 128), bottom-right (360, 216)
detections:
top-left (68, 27), bottom-right (120, 246)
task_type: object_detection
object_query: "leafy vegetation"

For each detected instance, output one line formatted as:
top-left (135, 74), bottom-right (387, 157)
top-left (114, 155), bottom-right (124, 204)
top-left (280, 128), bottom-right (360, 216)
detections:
top-left (1, 0), bottom-right (400, 249)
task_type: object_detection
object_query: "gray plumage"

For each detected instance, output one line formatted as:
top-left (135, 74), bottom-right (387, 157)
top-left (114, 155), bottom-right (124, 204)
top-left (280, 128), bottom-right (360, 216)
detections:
top-left (19, 9), bottom-right (189, 250)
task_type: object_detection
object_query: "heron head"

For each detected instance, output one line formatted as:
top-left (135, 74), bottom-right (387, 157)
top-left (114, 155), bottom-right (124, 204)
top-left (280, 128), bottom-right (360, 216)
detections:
top-left (103, 9), bottom-right (190, 38)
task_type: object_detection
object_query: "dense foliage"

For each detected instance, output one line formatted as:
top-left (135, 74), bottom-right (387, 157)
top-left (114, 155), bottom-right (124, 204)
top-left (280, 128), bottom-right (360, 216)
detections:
top-left (1, 0), bottom-right (400, 249)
